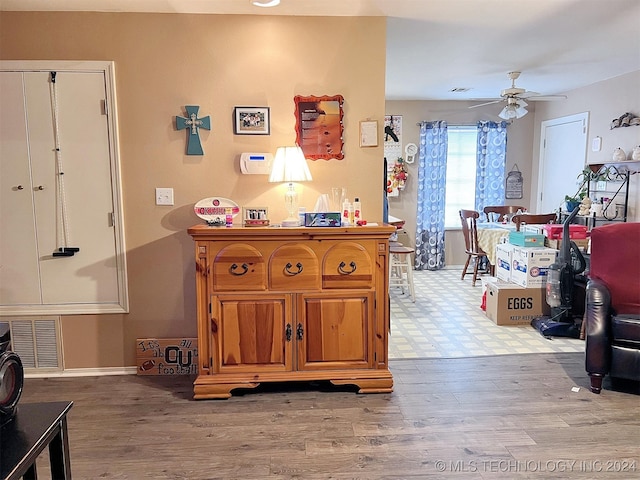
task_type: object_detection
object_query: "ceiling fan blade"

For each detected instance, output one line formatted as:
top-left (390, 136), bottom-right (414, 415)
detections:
top-left (526, 94), bottom-right (568, 101)
top-left (468, 99), bottom-right (503, 109)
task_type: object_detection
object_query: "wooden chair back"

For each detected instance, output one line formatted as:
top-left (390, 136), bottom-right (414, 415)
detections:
top-left (483, 205), bottom-right (527, 222)
top-left (459, 209), bottom-right (484, 255)
top-left (512, 213), bottom-right (557, 231)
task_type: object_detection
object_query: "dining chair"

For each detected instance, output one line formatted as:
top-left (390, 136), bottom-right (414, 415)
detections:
top-left (512, 213), bottom-right (558, 231)
top-left (483, 205), bottom-right (527, 223)
top-left (459, 209), bottom-right (488, 286)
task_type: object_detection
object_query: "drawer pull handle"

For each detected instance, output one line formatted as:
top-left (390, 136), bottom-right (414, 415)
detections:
top-left (285, 262), bottom-right (303, 275)
top-left (296, 323), bottom-right (304, 340)
top-left (338, 261), bottom-right (357, 275)
top-left (285, 323), bottom-right (292, 342)
top-left (230, 263), bottom-right (249, 276)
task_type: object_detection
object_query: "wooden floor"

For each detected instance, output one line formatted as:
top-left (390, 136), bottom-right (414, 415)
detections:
top-left (20, 353), bottom-right (639, 479)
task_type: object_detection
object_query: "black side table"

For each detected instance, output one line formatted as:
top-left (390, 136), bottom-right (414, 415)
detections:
top-left (1, 401), bottom-right (73, 480)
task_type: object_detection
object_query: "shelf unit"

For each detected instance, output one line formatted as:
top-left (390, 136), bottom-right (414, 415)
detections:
top-left (562, 164), bottom-right (632, 230)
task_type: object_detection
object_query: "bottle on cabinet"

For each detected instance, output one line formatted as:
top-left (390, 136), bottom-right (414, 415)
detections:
top-left (353, 197), bottom-right (362, 224)
top-left (342, 199), bottom-right (351, 226)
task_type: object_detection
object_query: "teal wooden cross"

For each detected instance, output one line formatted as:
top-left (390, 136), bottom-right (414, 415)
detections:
top-left (176, 105), bottom-right (210, 155)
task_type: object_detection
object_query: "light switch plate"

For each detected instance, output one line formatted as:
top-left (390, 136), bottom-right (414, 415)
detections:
top-left (155, 187), bottom-right (174, 206)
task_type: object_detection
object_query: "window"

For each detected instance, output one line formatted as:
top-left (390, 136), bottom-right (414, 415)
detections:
top-left (444, 126), bottom-right (477, 228)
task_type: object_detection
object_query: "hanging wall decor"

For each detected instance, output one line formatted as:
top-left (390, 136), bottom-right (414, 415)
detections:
top-left (505, 164), bottom-right (524, 199)
top-left (383, 115), bottom-right (402, 162)
top-left (233, 106), bottom-right (270, 135)
top-left (294, 95), bottom-right (344, 160)
top-left (176, 105), bottom-right (211, 155)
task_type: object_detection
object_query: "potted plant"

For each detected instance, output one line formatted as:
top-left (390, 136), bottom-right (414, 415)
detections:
top-left (564, 193), bottom-right (584, 213)
top-left (565, 165), bottom-right (608, 212)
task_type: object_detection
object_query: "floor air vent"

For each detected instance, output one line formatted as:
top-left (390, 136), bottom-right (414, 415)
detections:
top-left (4, 317), bottom-right (62, 371)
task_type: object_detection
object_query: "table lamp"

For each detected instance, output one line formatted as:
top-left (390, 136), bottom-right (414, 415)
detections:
top-left (269, 146), bottom-right (312, 226)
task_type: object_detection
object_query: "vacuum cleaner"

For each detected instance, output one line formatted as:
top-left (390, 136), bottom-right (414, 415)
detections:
top-left (531, 206), bottom-right (586, 338)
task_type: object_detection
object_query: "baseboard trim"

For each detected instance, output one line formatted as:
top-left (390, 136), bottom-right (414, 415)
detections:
top-left (25, 366), bottom-right (137, 378)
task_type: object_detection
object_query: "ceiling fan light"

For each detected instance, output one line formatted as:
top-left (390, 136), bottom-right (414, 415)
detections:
top-left (499, 101), bottom-right (528, 120)
top-left (252, 0), bottom-right (280, 7)
top-left (515, 104), bottom-right (528, 118)
top-left (499, 105), bottom-right (517, 120)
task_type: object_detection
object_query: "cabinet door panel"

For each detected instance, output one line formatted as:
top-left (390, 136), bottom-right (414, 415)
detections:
top-left (269, 243), bottom-right (320, 291)
top-left (297, 291), bottom-right (373, 370)
top-left (25, 72), bottom-right (121, 305)
top-left (0, 72), bottom-right (41, 305)
top-left (213, 244), bottom-right (266, 291)
top-left (213, 294), bottom-right (291, 373)
top-left (322, 242), bottom-right (373, 289)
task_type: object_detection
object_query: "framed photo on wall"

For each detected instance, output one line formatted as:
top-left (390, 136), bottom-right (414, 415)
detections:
top-left (234, 107), bottom-right (270, 135)
top-left (294, 95), bottom-right (344, 160)
top-left (359, 120), bottom-right (378, 147)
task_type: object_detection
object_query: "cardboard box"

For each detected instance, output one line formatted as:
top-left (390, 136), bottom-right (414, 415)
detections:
top-left (542, 224), bottom-right (588, 239)
top-left (522, 225), bottom-right (546, 234)
top-left (545, 237), bottom-right (589, 252)
top-left (495, 243), bottom-right (516, 282)
top-left (510, 246), bottom-right (558, 288)
top-left (484, 278), bottom-right (550, 326)
top-left (136, 338), bottom-right (198, 375)
top-left (509, 231), bottom-right (546, 247)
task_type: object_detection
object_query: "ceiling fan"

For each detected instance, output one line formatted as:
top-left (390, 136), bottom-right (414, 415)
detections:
top-left (469, 71), bottom-right (567, 119)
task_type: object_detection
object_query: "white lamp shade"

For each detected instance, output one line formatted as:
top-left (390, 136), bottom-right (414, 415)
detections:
top-left (269, 146), bottom-right (313, 183)
top-left (499, 99), bottom-right (528, 120)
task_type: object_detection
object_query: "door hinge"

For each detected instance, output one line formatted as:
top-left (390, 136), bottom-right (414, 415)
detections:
top-left (374, 351), bottom-right (377, 361)
top-left (101, 99), bottom-right (108, 115)
top-left (210, 357), bottom-right (212, 367)
top-left (209, 302), bottom-right (211, 314)
top-left (108, 212), bottom-right (115, 227)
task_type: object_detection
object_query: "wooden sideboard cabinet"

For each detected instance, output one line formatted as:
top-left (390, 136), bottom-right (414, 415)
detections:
top-left (188, 224), bottom-right (396, 399)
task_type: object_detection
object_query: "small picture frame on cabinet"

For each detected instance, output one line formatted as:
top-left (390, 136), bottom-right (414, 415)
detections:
top-left (243, 206), bottom-right (269, 226)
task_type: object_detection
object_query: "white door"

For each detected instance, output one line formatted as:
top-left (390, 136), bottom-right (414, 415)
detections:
top-left (0, 72), bottom-right (42, 305)
top-left (537, 112), bottom-right (588, 213)
top-left (0, 62), bottom-right (128, 315)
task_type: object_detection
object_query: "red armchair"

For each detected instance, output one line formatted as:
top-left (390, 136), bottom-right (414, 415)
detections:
top-left (585, 222), bottom-right (640, 393)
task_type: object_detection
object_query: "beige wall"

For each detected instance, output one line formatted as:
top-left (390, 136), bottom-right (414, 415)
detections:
top-left (533, 71), bottom-right (640, 221)
top-left (0, 12), bottom-right (386, 369)
top-left (383, 100), bottom-right (535, 266)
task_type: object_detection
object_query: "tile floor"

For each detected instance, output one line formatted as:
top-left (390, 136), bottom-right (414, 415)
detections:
top-left (388, 268), bottom-right (585, 359)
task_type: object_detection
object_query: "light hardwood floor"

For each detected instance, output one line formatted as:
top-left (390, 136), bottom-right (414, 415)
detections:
top-left (19, 353), bottom-right (640, 479)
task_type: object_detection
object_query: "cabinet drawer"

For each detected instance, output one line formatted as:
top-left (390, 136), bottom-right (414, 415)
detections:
top-left (213, 244), bottom-right (266, 291)
top-left (322, 242), bottom-right (373, 288)
top-left (269, 243), bottom-right (320, 291)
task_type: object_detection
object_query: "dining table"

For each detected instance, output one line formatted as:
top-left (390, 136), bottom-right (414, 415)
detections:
top-left (477, 222), bottom-right (515, 266)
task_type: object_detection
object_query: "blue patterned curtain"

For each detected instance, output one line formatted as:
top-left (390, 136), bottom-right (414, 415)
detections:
top-left (475, 121), bottom-right (508, 219)
top-left (415, 121), bottom-right (448, 271)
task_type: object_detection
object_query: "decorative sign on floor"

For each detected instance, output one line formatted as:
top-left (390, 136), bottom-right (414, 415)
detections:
top-left (136, 338), bottom-right (198, 375)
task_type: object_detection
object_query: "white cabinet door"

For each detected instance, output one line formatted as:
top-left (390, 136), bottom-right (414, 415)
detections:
top-left (0, 72), bottom-right (42, 305)
top-left (0, 62), bottom-right (128, 315)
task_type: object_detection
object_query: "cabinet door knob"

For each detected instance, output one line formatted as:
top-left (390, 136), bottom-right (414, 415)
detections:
top-left (230, 263), bottom-right (249, 276)
top-left (296, 323), bottom-right (304, 340)
top-left (285, 262), bottom-right (303, 275)
top-left (285, 323), bottom-right (292, 342)
top-left (16, 185), bottom-right (24, 190)
top-left (36, 185), bottom-right (45, 190)
top-left (338, 261), bottom-right (357, 275)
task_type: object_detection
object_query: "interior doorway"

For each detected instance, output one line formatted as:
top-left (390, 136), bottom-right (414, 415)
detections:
top-left (537, 112), bottom-right (589, 213)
